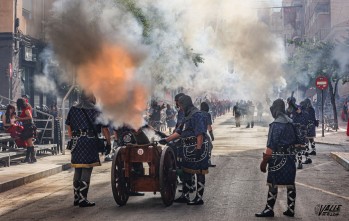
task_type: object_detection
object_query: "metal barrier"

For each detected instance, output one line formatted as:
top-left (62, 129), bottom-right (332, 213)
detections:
top-left (0, 95), bottom-right (57, 145)
top-left (33, 109), bottom-right (55, 144)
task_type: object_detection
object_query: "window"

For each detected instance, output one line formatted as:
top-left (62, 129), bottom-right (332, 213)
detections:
top-left (22, 0), bottom-right (33, 19)
top-left (315, 2), bottom-right (330, 13)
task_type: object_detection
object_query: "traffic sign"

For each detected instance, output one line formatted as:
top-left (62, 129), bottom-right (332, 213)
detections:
top-left (315, 76), bottom-right (328, 90)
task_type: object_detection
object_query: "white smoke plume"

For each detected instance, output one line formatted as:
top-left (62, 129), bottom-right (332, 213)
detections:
top-left (46, 0), bottom-right (287, 128)
top-left (138, 0), bottom-right (286, 99)
top-left (34, 48), bottom-right (58, 94)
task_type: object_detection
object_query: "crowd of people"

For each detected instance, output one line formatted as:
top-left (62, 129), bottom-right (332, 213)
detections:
top-left (64, 91), bottom-right (234, 207)
top-left (1, 96), bottom-right (37, 163)
top-left (63, 91), bottom-right (323, 215)
top-left (2, 90), bottom-right (348, 217)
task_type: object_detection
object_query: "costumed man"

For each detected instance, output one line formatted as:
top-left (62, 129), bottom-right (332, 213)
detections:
top-left (298, 101), bottom-right (312, 165)
top-left (287, 97), bottom-right (308, 169)
top-left (303, 98), bottom-right (317, 156)
top-left (174, 93), bottom-right (186, 166)
top-left (256, 99), bottom-right (299, 217)
top-left (66, 93), bottom-right (111, 207)
top-left (233, 102), bottom-right (241, 127)
top-left (200, 101), bottom-right (216, 167)
top-left (246, 101), bottom-right (255, 128)
top-left (149, 100), bottom-right (165, 130)
top-left (159, 95), bottom-right (209, 205)
top-left (257, 102), bottom-right (264, 123)
top-left (168, 93), bottom-right (186, 170)
top-left (170, 93), bottom-right (197, 193)
top-left (165, 104), bottom-right (176, 133)
top-left (175, 93), bottom-right (185, 130)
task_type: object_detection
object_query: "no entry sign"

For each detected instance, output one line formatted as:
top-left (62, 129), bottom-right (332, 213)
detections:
top-left (315, 76), bottom-right (328, 90)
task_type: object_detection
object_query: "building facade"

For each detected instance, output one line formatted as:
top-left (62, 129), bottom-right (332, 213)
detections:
top-left (0, 0), bottom-right (56, 107)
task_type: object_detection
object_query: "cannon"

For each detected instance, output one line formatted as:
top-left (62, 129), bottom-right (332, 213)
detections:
top-left (111, 141), bottom-right (177, 206)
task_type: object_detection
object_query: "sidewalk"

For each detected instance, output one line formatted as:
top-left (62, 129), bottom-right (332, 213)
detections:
top-left (315, 120), bottom-right (349, 171)
top-left (315, 128), bottom-right (349, 146)
top-left (0, 152), bottom-right (71, 193)
top-left (314, 120), bottom-right (348, 146)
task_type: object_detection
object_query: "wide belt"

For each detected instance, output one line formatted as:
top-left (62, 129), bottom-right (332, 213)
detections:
top-left (273, 145), bottom-right (295, 155)
top-left (182, 136), bottom-right (197, 146)
top-left (72, 130), bottom-right (95, 138)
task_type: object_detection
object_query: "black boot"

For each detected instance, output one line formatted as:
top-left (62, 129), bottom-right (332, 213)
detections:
top-left (187, 175), bottom-right (205, 205)
top-left (303, 152), bottom-right (312, 164)
top-left (255, 187), bottom-right (277, 217)
top-left (190, 175), bottom-right (196, 193)
top-left (304, 141), bottom-right (310, 152)
top-left (174, 179), bottom-right (190, 203)
top-left (79, 181), bottom-right (95, 207)
top-left (309, 140), bottom-right (316, 155)
top-left (73, 181), bottom-right (80, 206)
top-left (251, 122), bottom-right (254, 128)
top-left (29, 146), bottom-right (37, 163)
top-left (283, 187), bottom-right (296, 217)
top-left (246, 123), bottom-right (250, 128)
top-left (21, 147), bottom-right (31, 163)
top-left (297, 151), bottom-right (303, 169)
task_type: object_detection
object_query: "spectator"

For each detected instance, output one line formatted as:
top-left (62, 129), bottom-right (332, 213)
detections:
top-left (21, 94), bottom-right (30, 104)
top-left (50, 103), bottom-right (58, 118)
top-left (1, 104), bottom-right (17, 150)
top-left (16, 98), bottom-right (37, 163)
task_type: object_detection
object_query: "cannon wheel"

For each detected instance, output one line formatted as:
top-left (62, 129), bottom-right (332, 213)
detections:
top-left (111, 147), bottom-right (129, 206)
top-left (159, 146), bottom-right (177, 206)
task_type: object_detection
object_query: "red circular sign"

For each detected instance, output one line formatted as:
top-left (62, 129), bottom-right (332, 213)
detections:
top-left (315, 76), bottom-right (328, 90)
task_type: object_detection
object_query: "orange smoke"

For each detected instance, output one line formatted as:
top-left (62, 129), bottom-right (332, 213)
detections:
top-left (77, 44), bottom-right (148, 128)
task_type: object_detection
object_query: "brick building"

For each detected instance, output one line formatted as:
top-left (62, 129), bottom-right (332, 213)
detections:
top-left (0, 0), bottom-right (56, 107)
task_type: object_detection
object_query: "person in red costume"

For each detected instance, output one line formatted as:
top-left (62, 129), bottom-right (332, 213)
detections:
top-left (16, 98), bottom-right (37, 163)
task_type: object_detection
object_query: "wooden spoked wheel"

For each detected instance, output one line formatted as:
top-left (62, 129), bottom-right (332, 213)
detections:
top-left (111, 147), bottom-right (129, 206)
top-left (159, 146), bottom-right (177, 206)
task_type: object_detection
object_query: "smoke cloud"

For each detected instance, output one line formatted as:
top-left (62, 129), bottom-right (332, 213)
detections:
top-left (48, 0), bottom-right (149, 128)
top-left (136, 0), bottom-right (286, 99)
top-left (46, 0), bottom-right (287, 128)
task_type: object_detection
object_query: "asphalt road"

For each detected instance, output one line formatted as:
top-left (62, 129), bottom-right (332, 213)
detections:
top-left (0, 114), bottom-right (348, 221)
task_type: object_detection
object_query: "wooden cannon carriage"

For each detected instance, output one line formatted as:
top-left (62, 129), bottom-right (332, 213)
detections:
top-left (111, 142), bottom-right (177, 206)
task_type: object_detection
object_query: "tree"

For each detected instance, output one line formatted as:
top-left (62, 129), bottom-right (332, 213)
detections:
top-left (115, 0), bottom-right (204, 68)
top-left (286, 40), bottom-right (348, 130)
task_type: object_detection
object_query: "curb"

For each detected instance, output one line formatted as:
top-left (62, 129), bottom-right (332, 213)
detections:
top-left (0, 163), bottom-right (71, 193)
top-left (316, 141), bottom-right (344, 146)
top-left (330, 152), bottom-right (349, 171)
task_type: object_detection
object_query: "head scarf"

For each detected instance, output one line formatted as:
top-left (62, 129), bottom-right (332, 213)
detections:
top-left (270, 99), bottom-right (286, 119)
top-left (75, 91), bottom-right (96, 109)
top-left (175, 93), bottom-right (185, 102)
top-left (303, 98), bottom-right (312, 109)
top-left (299, 101), bottom-right (306, 110)
top-left (200, 102), bottom-right (209, 112)
top-left (178, 95), bottom-right (198, 117)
